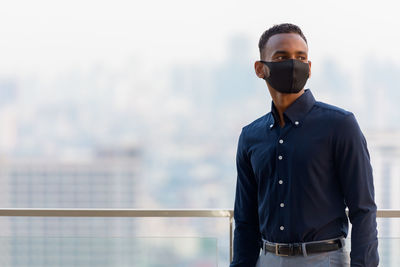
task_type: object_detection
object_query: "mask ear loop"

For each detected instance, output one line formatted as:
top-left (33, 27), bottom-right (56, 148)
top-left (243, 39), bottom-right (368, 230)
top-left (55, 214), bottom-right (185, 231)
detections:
top-left (265, 66), bottom-right (270, 79)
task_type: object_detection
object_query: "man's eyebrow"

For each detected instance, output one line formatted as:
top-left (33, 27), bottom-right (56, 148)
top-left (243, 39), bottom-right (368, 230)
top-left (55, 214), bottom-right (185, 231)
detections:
top-left (272, 50), bottom-right (308, 55)
top-left (272, 50), bottom-right (289, 55)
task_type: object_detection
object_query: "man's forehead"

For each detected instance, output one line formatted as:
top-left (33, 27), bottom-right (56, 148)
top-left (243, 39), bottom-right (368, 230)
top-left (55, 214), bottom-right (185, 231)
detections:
top-left (263, 33), bottom-right (308, 57)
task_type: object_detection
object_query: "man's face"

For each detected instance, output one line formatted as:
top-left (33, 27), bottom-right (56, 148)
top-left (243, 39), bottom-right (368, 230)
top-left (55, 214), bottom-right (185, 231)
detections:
top-left (255, 33), bottom-right (311, 80)
top-left (262, 33), bottom-right (308, 63)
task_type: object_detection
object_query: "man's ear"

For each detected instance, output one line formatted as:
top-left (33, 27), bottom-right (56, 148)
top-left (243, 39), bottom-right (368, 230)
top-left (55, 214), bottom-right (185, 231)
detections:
top-left (308, 60), bottom-right (312, 78)
top-left (255, 61), bottom-right (269, 79)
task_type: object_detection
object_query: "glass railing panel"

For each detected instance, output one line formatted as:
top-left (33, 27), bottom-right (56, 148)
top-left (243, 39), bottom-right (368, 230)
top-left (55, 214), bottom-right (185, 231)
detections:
top-left (0, 236), bottom-right (218, 267)
top-left (0, 216), bottom-right (230, 266)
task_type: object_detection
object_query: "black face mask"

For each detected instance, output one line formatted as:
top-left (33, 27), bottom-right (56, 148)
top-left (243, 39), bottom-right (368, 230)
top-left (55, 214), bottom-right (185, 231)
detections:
top-left (260, 59), bottom-right (310, 94)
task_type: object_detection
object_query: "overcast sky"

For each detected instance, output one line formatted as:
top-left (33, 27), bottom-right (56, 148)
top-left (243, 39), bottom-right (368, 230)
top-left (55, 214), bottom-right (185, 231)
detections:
top-left (0, 0), bottom-right (399, 77)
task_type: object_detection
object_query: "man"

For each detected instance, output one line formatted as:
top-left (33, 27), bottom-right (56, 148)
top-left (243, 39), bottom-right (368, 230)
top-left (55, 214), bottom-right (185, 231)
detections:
top-left (230, 23), bottom-right (379, 267)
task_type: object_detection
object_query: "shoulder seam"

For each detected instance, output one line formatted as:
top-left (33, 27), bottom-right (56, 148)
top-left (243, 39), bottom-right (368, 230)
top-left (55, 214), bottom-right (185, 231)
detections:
top-left (314, 101), bottom-right (352, 116)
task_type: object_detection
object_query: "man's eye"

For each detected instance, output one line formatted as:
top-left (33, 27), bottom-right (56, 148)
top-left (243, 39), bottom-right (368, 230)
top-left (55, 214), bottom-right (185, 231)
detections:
top-left (276, 56), bottom-right (284, 60)
top-left (298, 56), bottom-right (306, 60)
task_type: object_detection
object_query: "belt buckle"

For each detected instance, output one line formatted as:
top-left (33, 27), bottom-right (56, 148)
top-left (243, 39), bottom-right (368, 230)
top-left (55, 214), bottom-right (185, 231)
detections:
top-left (275, 244), bottom-right (290, 256)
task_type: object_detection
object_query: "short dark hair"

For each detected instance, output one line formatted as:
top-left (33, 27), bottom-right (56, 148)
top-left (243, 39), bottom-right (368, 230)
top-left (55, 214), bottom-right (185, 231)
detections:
top-left (258, 23), bottom-right (307, 56)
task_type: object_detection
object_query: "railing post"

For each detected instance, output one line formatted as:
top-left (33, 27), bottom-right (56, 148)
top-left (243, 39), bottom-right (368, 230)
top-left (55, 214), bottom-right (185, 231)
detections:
top-left (229, 214), bottom-right (233, 263)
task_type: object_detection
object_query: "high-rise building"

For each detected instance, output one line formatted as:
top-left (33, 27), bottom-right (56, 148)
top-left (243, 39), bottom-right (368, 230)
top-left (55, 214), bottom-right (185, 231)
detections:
top-left (366, 130), bottom-right (400, 267)
top-left (0, 146), bottom-right (142, 266)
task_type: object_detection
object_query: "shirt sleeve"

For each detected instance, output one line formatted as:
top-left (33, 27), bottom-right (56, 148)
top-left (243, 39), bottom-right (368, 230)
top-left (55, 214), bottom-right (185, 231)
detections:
top-left (334, 113), bottom-right (379, 267)
top-left (230, 128), bottom-right (262, 267)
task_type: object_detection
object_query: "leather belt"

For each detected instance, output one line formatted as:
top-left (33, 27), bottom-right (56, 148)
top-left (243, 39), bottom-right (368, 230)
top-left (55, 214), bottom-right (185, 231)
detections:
top-left (262, 237), bottom-right (345, 257)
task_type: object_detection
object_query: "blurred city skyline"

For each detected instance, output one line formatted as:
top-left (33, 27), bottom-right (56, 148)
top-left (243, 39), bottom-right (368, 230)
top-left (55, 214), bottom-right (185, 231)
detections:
top-left (0, 34), bottom-right (399, 210)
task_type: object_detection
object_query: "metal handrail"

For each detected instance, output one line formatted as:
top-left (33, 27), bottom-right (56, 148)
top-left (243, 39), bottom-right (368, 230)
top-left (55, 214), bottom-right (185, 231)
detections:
top-left (0, 208), bottom-right (233, 217)
top-left (0, 208), bottom-right (398, 263)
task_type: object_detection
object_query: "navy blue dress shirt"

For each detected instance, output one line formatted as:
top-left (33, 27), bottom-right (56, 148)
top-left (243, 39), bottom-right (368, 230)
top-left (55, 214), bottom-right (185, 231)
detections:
top-left (230, 89), bottom-right (379, 267)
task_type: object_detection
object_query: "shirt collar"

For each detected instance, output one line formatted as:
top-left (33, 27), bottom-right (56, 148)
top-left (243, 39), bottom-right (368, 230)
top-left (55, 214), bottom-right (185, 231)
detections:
top-left (269, 89), bottom-right (316, 129)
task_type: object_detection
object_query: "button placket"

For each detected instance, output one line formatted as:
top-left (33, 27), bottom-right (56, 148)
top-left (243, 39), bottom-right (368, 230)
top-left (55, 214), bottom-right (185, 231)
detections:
top-left (275, 124), bottom-right (292, 236)
top-left (276, 131), bottom-right (286, 233)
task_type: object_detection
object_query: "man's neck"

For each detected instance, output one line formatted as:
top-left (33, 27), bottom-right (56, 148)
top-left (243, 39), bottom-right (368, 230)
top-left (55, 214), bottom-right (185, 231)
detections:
top-left (269, 88), bottom-right (305, 127)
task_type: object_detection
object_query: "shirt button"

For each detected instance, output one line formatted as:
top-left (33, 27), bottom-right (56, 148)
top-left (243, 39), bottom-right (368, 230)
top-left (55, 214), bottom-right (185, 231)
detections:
top-left (278, 155), bottom-right (283, 160)
top-left (280, 203), bottom-right (285, 207)
top-left (279, 139), bottom-right (283, 144)
top-left (294, 121), bottom-right (299, 125)
top-left (278, 180), bottom-right (283, 184)
top-left (280, 226), bottom-right (284, 231)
